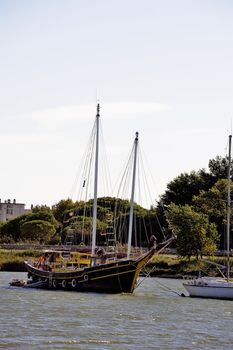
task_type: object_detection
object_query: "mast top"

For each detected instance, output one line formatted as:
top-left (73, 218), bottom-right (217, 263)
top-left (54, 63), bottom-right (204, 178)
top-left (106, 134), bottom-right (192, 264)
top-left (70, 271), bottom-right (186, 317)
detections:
top-left (135, 131), bottom-right (139, 141)
top-left (97, 103), bottom-right (100, 117)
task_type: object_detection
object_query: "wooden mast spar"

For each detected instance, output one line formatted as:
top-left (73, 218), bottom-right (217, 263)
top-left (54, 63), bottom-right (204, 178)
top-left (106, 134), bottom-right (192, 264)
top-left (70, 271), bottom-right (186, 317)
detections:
top-left (227, 134), bottom-right (232, 282)
top-left (91, 103), bottom-right (100, 260)
top-left (127, 131), bottom-right (139, 259)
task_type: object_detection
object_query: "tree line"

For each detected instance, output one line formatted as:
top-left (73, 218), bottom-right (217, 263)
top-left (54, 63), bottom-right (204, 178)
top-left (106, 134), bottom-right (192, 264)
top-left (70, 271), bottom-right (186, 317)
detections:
top-left (0, 155), bottom-right (231, 259)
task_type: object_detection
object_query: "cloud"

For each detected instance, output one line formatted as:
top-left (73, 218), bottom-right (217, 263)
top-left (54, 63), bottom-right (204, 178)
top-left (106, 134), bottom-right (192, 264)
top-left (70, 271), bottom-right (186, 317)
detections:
top-left (0, 101), bottom-right (171, 208)
top-left (28, 101), bottom-right (171, 125)
top-left (0, 101), bottom-right (170, 141)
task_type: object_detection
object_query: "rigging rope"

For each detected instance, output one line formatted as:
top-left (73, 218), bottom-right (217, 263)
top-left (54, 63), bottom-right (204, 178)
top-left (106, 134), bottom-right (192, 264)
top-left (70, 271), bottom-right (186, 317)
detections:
top-left (136, 265), bottom-right (186, 297)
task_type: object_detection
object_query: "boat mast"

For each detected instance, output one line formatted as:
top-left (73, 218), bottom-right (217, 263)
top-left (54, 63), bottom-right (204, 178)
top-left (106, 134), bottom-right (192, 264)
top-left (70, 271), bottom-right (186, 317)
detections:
top-left (227, 134), bottom-right (232, 281)
top-left (91, 103), bottom-right (100, 256)
top-left (127, 132), bottom-right (139, 259)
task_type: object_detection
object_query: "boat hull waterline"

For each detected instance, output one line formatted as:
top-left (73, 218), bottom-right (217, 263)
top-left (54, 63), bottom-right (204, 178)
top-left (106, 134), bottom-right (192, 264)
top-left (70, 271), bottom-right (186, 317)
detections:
top-left (183, 278), bottom-right (233, 300)
top-left (24, 249), bottom-right (155, 294)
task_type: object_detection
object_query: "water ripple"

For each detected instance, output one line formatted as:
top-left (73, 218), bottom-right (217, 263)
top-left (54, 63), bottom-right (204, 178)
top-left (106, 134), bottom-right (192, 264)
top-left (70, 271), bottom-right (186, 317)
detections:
top-left (1, 272), bottom-right (233, 349)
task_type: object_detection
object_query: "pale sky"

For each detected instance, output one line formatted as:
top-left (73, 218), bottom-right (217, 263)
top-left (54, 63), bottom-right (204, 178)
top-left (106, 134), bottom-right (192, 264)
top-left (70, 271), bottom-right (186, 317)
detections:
top-left (0, 0), bottom-right (233, 208)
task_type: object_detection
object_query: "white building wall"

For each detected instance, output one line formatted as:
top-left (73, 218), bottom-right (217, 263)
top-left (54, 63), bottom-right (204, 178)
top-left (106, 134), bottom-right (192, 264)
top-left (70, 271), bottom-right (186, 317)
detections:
top-left (0, 199), bottom-right (27, 222)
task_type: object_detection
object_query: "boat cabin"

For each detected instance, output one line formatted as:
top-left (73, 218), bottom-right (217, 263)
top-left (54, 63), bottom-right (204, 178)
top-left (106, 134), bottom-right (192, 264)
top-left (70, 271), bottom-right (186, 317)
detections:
top-left (35, 250), bottom-right (92, 271)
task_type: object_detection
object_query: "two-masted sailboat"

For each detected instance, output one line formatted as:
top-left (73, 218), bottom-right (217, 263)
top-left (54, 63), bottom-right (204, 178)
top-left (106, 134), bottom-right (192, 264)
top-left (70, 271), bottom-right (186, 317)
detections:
top-left (24, 104), bottom-right (170, 293)
top-left (183, 135), bottom-right (233, 299)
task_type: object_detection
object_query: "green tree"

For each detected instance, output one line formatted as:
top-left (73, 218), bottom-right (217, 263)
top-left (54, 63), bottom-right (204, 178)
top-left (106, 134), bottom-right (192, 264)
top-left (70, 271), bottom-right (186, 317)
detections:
top-left (0, 208), bottom-right (58, 244)
top-left (166, 203), bottom-right (219, 259)
top-left (62, 215), bottom-right (107, 245)
top-left (52, 198), bottom-right (75, 223)
top-left (31, 205), bottom-right (51, 213)
top-left (192, 179), bottom-right (229, 221)
top-left (20, 220), bottom-right (56, 244)
top-left (159, 170), bottom-right (215, 207)
top-left (192, 179), bottom-right (233, 249)
top-left (208, 156), bottom-right (233, 179)
top-left (0, 215), bottom-right (28, 242)
top-left (21, 210), bottom-right (58, 228)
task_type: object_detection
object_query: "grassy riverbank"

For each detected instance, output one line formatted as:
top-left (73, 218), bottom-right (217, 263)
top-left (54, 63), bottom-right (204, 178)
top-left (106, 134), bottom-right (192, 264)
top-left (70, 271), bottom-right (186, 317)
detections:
top-left (0, 249), bottom-right (230, 277)
top-left (0, 249), bottom-right (190, 274)
top-left (0, 250), bottom-right (41, 272)
top-left (143, 254), bottom-right (202, 278)
top-left (144, 254), bottom-right (231, 278)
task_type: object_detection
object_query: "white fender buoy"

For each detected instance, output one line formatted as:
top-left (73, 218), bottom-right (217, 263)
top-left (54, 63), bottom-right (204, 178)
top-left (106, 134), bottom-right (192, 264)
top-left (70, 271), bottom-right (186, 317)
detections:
top-left (62, 280), bottom-right (66, 288)
top-left (71, 279), bottom-right (76, 288)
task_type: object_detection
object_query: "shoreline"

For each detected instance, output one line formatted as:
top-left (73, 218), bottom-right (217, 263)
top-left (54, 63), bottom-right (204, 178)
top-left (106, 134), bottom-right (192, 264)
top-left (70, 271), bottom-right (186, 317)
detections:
top-left (0, 248), bottom-right (195, 277)
top-left (0, 247), bottom-right (227, 277)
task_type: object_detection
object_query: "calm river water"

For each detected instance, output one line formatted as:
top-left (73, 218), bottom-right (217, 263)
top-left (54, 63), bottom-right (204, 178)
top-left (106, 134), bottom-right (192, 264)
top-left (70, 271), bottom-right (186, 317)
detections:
top-left (0, 272), bottom-right (233, 349)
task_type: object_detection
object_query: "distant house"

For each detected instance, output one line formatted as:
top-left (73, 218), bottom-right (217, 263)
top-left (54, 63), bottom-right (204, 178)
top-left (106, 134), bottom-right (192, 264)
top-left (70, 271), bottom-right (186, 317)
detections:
top-left (0, 199), bottom-right (31, 222)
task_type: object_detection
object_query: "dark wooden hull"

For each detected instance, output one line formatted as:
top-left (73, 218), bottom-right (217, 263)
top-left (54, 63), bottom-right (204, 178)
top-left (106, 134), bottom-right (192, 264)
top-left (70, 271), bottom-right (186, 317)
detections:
top-left (25, 249), bottom-right (154, 294)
